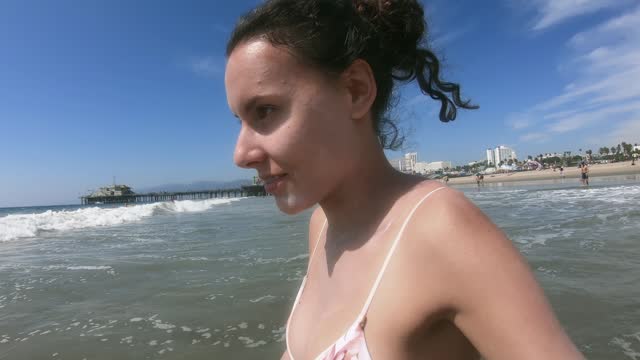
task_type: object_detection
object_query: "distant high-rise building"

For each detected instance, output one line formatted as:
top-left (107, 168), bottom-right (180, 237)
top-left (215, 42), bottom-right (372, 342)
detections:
top-left (388, 158), bottom-right (404, 171)
top-left (388, 152), bottom-right (452, 174)
top-left (404, 152), bottom-right (418, 173)
top-left (486, 145), bottom-right (517, 166)
top-left (486, 148), bottom-right (495, 165)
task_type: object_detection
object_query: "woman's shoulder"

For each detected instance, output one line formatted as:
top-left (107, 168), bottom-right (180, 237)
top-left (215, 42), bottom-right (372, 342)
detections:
top-left (399, 181), bottom-right (537, 305)
top-left (398, 182), bottom-right (584, 359)
top-left (405, 180), bottom-right (499, 245)
top-left (399, 181), bottom-right (513, 281)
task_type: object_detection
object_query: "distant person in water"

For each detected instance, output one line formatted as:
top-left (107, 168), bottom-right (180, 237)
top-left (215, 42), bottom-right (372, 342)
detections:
top-left (225, 0), bottom-right (583, 358)
top-left (476, 173), bottom-right (485, 188)
top-left (580, 163), bottom-right (589, 186)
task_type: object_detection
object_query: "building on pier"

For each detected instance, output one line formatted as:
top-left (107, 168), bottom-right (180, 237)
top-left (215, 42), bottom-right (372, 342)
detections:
top-left (89, 184), bottom-right (135, 197)
top-left (81, 184), bottom-right (267, 205)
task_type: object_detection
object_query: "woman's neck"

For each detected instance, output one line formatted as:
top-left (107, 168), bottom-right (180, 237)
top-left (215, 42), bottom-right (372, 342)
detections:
top-left (318, 144), bottom-right (419, 238)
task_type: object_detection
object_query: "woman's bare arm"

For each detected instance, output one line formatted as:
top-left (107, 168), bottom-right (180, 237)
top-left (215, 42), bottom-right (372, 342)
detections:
top-left (413, 189), bottom-right (584, 360)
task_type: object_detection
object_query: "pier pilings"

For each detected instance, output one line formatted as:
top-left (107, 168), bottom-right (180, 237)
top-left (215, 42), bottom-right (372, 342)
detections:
top-left (81, 185), bottom-right (266, 205)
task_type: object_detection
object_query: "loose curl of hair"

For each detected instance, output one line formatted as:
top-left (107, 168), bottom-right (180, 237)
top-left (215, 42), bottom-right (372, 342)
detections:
top-left (226, 0), bottom-right (478, 150)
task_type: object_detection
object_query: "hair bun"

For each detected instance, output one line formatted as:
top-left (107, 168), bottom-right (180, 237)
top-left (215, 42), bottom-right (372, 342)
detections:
top-left (353, 0), bottom-right (425, 73)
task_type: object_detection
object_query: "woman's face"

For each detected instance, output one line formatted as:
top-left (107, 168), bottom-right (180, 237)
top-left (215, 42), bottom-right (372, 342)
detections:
top-left (225, 40), bottom-right (358, 214)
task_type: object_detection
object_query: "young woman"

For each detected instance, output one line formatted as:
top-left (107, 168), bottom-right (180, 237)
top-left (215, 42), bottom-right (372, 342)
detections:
top-left (224, 0), bottom-right (584, 359)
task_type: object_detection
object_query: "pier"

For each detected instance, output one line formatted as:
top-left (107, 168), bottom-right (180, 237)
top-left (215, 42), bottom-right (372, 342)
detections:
top-left (80, 185), bottom-right (267, 205)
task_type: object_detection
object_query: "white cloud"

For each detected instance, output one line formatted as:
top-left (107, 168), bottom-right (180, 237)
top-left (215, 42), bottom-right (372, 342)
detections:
top-left (189, 56), bottom-right (225, 78)
top-left (569, 6), bottom-right (640, 46)
top-left (604, 116), bottom-right (640, 145)
top-left (506, 112), bottom-right (534, 129)
top-left (526, 0), bottom-right (630, 30)
top-left (532, 67), bottom-right (640, 112)
top-left (543, 104), bottom-right (600, 120)
top-left (546, 101), bottom-right (640, 134)
top-left (520, 132), bottom-right (549, 143)
top-left (431, 25), bottom-right (473, 48)
top-left (509, 4), bottom-right (640, 148)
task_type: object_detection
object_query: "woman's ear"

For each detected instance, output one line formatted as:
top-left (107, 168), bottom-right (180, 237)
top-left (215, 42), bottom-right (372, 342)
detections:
top-left (341, 59), bottom-right (377, 121)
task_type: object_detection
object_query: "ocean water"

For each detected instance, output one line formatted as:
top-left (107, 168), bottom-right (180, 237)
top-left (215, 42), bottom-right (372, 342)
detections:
top-left (1, 175), bottom-right (639, 359)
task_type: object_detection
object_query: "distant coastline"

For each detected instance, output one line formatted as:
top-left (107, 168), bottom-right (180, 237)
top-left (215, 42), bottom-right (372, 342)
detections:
top-left (448, 161), bottom-right (640, 185)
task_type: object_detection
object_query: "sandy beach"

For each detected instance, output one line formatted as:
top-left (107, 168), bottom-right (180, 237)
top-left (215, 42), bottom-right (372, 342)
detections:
top-left (448, 160), bottom-right (640, 185)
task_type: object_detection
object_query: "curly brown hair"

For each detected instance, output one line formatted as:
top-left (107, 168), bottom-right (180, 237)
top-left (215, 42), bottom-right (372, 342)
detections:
top-left (227, 0), bottom-right (477, 150)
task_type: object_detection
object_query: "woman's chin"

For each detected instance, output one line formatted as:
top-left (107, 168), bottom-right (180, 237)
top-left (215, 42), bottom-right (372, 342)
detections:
top-left (274, 194), bottom-right (313, 215)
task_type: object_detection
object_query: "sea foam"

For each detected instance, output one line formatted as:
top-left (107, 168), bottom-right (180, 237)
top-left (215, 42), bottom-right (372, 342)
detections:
top-left (0, 198), bottom-right (242, 242)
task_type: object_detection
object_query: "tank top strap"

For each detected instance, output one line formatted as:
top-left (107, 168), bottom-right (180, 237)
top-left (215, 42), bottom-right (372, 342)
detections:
top-left (285, 217), bottom-right (328, 360)
top-left (307, 218), bottom-right (328, 273)
top-left (357, 186), bottom-right (447, 319)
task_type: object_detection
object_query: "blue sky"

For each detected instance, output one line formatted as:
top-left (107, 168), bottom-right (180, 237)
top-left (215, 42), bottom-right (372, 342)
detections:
top-left (1, 0), bottom-right (639, 207)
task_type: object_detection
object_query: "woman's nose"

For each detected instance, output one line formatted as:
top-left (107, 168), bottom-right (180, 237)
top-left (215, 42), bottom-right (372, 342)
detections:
top-left (233, 125), bottom-right (266, 169)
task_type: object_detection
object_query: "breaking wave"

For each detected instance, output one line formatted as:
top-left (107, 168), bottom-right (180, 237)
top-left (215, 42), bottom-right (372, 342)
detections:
top-left (0, 198), bottom-right (243, 242)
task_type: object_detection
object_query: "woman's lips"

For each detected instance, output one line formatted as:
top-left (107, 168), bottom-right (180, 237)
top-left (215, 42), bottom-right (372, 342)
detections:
top-left (263, 174), bottom-right (287, 194)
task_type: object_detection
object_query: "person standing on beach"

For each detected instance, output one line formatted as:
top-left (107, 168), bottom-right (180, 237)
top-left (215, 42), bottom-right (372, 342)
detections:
top-left (560, 166), bottom-right (564, 178)
top-left (581, 163), bottom-right (589, 186)
top-left (225, 1), bottom-right (584, 359)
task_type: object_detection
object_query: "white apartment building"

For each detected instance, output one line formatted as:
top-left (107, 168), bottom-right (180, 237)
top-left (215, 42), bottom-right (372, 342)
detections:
top-left (414, 161), bottom-right (452, 174)
top-left (403, 152), bottom-right (418, 173)
top-left (389, 153), bottom-right (451, 174)
top-left (487, 146), bottom-right (517, 165)
top-left (486, 148), bottom-right (495, 165)
top-left (542, 152), bottom-right (563, 159)
top-left (389, 158), bottom-right (404, 171)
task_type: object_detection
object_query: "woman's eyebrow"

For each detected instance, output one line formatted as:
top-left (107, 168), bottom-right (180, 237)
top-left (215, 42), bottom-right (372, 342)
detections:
top-left (230, 96), bottom-right (261, 119)
top-left (242, 93), bottom-right (282, 115)
top-left (242, 96), bottom-right (264, 114)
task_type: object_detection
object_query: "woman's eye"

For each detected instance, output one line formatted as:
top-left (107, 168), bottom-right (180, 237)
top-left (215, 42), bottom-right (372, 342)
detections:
top-left (256, 105), bottom-right (275, 120)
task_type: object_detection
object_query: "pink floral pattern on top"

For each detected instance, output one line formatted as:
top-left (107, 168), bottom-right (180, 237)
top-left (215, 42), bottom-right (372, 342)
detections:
top-left (314, 317), bottom-right (371, 360)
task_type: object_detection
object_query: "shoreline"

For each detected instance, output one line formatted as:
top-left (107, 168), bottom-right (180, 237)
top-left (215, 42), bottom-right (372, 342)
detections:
top-left (447, 161), bottom-right (640, 185)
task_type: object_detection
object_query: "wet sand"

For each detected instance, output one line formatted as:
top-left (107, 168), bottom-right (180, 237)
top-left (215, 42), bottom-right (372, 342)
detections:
top-left (448, 161), bottom-right (640, 185)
